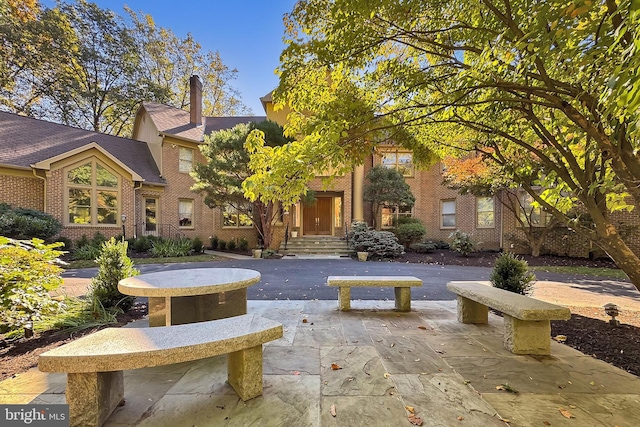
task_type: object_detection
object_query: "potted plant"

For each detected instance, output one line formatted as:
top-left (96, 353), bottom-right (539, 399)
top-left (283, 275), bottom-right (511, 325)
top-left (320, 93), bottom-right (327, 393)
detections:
top-left (357, 251), bottom-right (368, 262)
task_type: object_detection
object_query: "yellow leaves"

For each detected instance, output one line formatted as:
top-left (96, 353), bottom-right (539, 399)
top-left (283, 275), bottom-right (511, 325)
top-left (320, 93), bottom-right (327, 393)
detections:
top-left (384, 372), bottom-right (391, 379)
top-left (553, 335), bottom-right (567, 343)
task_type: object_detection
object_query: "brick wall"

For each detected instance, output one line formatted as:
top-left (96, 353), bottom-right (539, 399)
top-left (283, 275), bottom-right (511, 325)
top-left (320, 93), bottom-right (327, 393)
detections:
top-left (0, 174), bottom-right (44, 210)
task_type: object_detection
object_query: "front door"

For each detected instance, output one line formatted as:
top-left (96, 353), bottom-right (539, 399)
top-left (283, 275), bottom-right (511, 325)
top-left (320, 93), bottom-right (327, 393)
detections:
top-left (303, 196), bottom-right (332, 235)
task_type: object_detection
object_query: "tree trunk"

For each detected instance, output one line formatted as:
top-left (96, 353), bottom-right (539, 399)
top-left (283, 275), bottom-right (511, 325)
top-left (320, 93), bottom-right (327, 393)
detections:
top-left (593, 225), bottom-right (640, 292)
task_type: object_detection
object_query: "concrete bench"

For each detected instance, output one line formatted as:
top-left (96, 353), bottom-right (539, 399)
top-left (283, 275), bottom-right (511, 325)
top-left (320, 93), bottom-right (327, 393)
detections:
top-left (446, 281), bottom-right (571, 355)
top-left (327, 276), bottom-right (422, 312)
top-left (38, 314), bottom-right (283, 427)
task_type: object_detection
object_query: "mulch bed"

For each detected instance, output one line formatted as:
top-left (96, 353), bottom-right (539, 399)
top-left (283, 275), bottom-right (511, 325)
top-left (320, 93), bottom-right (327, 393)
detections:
top-left (0, 303), bottom-right (148, 382)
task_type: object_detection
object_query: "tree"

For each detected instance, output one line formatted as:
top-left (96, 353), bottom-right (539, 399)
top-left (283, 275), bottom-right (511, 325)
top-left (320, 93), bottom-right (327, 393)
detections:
top-left (126, 8), bottom-right (250, 116)
top-left (363, 165), bottom-right (415, 229)
top-left (0, 1), bottom-right (249, 135)
top-left (249, 0), bottom-right (640, 290)
top-left (192, 120), bottom-right (292, 249)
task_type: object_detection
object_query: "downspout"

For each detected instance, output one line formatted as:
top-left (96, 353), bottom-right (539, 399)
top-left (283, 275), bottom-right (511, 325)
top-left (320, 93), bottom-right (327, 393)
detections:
top-left (32, 169), bottom-right (47, 212)
top-left (133, 181), bottom-right (143, 238)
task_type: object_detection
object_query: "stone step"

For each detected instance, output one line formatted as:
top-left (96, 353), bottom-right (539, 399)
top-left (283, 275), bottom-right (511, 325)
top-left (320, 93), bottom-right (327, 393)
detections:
top-left (279, 236), bottom-right (353, 255)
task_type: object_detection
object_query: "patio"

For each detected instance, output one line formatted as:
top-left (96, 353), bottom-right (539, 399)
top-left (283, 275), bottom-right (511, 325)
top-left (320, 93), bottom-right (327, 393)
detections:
top-left (1, 299), bottom-right (639, 426)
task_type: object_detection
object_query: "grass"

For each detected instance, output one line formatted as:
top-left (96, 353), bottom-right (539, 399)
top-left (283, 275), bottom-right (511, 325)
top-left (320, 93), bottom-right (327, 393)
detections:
top-left (529, 265), bottom-right (628, 280)
top-left (65, 253), bottom-right (223, 269)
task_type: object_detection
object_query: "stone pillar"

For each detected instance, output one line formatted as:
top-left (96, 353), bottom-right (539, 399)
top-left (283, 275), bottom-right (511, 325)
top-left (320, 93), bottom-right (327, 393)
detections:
top-left (456, 296), bottom-right (488, 324)
top-left (503, 316), bottom-right (551, 355)
top-left (66, 371), bottom-right (124, 427)
top-left (394, 287), bottom-right (412, 312)
top-left (148, 297), bottom-right (170, 327)
top-left (227, 345), bottom-right (263, 401)
top-left (337, 287), bottom-right (351, 311)
top-left (352, 164), bottom-right (364, 222)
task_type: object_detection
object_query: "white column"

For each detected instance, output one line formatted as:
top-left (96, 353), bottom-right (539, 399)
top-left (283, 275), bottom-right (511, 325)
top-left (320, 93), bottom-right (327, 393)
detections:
top-left (352, 164), bottom-right (364, 222)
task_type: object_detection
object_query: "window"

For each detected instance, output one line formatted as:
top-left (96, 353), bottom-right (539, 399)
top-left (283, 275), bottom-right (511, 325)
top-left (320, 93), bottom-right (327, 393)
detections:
top-left (476, 197), bottom-right (495, 228)
top-left (334, 198), bottom-right (342, 228)
top-left (67, 161), bottom-right (119, 225)
top-left (178, 199), bottom-right (193, 227)
top-left (179, 147), bottom-right (193, 173)
top-left (519, 192), bottom-right (551, 227)
top-left (381, 149), bottom-right (414, 176)
top-left (441, 199), bottom-right (456, 228)
top-left (381, 205), bottom-right (412, 228)
top-left (222, 202), bottom-right (253, 228)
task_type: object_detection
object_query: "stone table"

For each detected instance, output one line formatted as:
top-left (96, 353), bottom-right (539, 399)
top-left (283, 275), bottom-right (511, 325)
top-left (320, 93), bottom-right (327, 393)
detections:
top-left (118, 268), bottom-right (260, 326)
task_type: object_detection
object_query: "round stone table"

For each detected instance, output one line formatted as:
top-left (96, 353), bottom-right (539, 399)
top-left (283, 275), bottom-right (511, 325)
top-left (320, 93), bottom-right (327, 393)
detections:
top-left (118, 268), bottom-right (261, 326)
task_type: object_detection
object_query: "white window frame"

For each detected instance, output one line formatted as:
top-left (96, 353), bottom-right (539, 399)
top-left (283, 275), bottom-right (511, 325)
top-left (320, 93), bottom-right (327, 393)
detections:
top-left (476, 196), bottom-right (495, 228)
top-left (222, 202), bottom-right (254, 228)
top-left (178, 147), bottom-right (194, 173)
top-left (380, 149), bottom-right (414, 176)
top-left (381, 205), bottom-right (413, 228)
top-left (178, 199), bottom-right (194, 228)
top-left (441, 199), bottom-right (456, 229)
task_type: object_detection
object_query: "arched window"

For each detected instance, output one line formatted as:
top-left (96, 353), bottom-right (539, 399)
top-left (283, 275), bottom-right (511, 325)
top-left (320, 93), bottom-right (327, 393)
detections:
top-left (67, 160), bottom-right (119, 225)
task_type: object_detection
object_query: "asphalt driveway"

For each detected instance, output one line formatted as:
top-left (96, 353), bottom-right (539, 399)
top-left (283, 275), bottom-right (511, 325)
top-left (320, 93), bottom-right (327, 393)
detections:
top-left (62, 258), bottom-right (624, 301)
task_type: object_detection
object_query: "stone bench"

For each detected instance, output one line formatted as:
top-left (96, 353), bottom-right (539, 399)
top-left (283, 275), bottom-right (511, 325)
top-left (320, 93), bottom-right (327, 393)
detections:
top-left (327, 276), bottom-right (422, 312)
top-left (446, 281), bottom-right (571, 355)
top-left (38, 314), bottom-right (283, 427)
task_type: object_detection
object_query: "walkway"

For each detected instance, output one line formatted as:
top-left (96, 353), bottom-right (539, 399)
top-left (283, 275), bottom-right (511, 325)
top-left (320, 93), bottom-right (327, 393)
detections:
top-left (2, 300), bottom-right (639, 426)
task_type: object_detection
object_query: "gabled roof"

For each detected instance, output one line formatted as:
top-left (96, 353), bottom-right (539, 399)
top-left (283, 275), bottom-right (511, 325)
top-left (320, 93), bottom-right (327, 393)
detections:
top-left (0, 111), bottom-right (164, 184)
top-left (142, 102), bottom-right (204, 141)
top-left (141, 102), bottom-right (266, 143)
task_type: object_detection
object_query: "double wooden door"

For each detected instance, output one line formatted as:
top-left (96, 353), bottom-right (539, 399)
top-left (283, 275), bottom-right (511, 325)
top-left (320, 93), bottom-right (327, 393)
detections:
top-left (302, 197), bottom-right (332, 235)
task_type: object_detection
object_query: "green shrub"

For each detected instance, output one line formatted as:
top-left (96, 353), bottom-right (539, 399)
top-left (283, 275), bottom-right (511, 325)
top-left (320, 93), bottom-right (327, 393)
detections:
top-left (90, 232), bottom-right (107, 247)
top-left (88, 238), bottom-right (138, 311)
top-left (131, 236), bottom-right (152, 253)
top-left (490, 252), bottom-right (536, 295)
top-left (210, 235), bottom-right (219, 249)
top-left (395, 217), bottom-right (423, 226)
top-left (73, 244), bottom-right (101, 261)
top-left (218, 240), bottom-right (227, 250)
top-left (427, 240), bottom-right (450, 249)
top-left (227, 240), bottom-right (237, 251)
top-left (238, 237), bottom-right (249, 251)
top-left (0, 237), bottom-right (66, 336)
top-left (347, 221), bottom-right (404, 258)
top-left (75, 234), bottom-right (90, 249)
top-left (149, 238), bottom-right (192, 257)
top-left (192, 237), bottom-right (204, 253)
top-left (449, 230), bottom-right (476, 257)
top-left (409, 242), bottom-right (436, 253)
top-left (261, 248), bottom-right (277, 258)
top-left (395, 222), bottom-right (426, 248)
top-left (0, 206), bottom-right (62, 240)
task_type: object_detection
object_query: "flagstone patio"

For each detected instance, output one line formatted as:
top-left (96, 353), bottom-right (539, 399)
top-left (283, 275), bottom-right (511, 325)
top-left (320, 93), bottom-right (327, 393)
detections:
top-left (1, 300), bottom-right (639, 426)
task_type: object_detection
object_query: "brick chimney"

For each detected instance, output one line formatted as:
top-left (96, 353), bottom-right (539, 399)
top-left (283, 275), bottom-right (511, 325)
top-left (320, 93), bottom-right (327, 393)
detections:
top-left (189, 75), bottom-right (202, 126)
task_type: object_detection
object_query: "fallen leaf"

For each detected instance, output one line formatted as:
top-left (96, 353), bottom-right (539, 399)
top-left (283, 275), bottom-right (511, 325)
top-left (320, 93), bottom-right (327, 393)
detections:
top-left (543, 422), bottom-right (550, 426)
top-left (553, 335), bottom-right (567, 343)
top-left (405, 406), bottom-right (415, 414)
top-left (408, 415), bottom-right (423, 426)
top-left (457, 415), bottom-right (465, 421)
top-left (418, 326), bottom-right (427, 330)
top-left (384, 372), bottom-right (391, 379)
top-left (495, 384), bottom-right (519, 393)
top-left (435, 350), bottom-right (446, 354)
top-left (589, 381), bottom-right (596, 386)
top-left (569, 405), bottom-right (576, 409)
top-left (390, 343), bottom-right (395, 347)
top-left (559, 408), bottom-right (574, 419)
top-left (302, 318), bottom-right (308, 323)
top-left (331, 363), bottom-right (342, 370)
top-left (558, 384), bottom-right (566, 389)
top-left (293, 371), bottom-right (300, 375)
top-left (463, 380), bottom-right (471, 385)
top-left (330, 404), bottom-right (336, 417)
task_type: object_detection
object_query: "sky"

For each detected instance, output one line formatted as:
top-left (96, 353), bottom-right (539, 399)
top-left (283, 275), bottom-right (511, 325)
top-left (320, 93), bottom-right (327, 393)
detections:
top-left (41, 0), bottom-right (299, 115)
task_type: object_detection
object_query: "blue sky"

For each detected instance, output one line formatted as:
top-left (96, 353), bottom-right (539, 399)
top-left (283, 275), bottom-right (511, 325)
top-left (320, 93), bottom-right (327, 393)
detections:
top-left (41, 0), bottom-right (298, 114)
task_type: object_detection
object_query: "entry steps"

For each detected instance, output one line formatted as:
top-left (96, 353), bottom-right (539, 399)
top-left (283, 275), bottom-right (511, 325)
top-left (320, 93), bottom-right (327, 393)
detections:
top-left (278, 236), bottom-right (353, 256)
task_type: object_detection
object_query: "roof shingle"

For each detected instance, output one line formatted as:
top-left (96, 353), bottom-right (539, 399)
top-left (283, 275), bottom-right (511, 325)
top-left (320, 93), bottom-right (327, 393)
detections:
top-left (0, 111), bottom-right (164, 184)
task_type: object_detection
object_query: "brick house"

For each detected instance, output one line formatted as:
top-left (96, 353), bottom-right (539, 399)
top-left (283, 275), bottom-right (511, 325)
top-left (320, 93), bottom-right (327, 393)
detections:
top-left (1, 75), bottom-right (633, 256)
